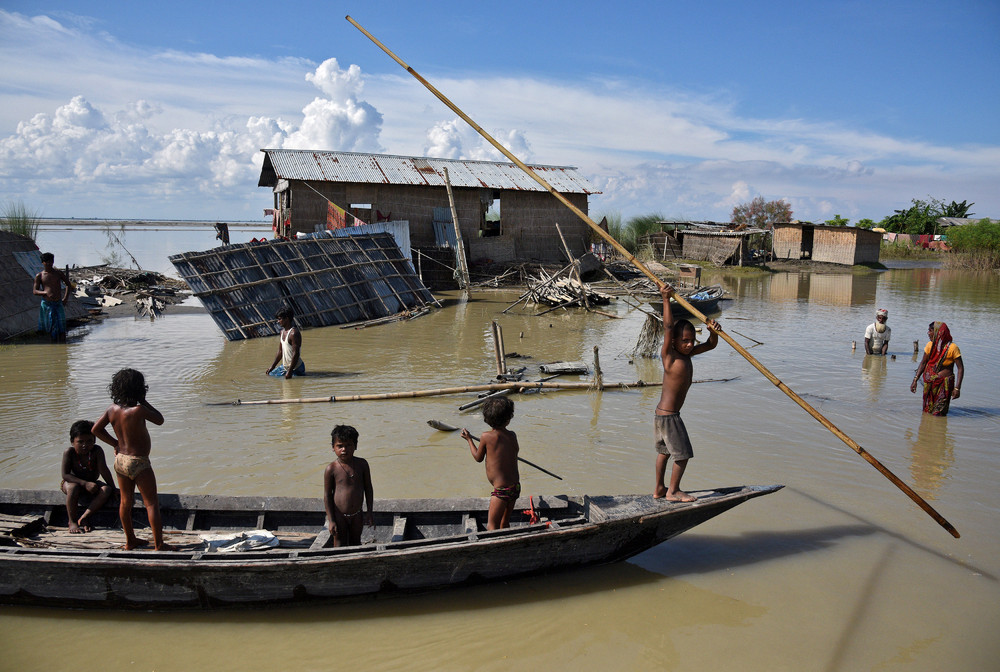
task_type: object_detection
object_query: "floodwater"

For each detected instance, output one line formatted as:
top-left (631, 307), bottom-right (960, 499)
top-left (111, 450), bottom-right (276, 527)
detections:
top-left (1, 227), bottom-right (998, 671)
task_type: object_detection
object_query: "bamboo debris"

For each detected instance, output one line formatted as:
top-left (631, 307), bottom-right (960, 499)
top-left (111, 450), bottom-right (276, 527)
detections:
top-left (221, 380), bottom-right (662, 406)
top-left (633, 312), bottom-right (664, 359)
top-left (526, 273), bottom-right (613, 310)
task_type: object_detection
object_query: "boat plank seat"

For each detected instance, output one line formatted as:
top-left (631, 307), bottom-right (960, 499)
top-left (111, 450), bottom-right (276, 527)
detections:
top-left (463, 514), bottom-right (478, 536)
top-left (391, 515), bottom-right (407, 543)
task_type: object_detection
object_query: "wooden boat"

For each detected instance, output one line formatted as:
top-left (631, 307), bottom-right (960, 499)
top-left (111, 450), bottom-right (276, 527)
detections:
top-left (649, 285), bottom-right (727, 318)
top-left (0, 484), bottom-right (781, 610)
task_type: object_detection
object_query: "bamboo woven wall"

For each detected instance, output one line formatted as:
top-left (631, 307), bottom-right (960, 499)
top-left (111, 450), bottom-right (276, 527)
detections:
top-left (169, 233), bottom-right (436, 341)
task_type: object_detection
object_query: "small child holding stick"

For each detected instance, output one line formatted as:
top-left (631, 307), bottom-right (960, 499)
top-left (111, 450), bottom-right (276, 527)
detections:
top-left (461, 396), bottom-right (521, 530)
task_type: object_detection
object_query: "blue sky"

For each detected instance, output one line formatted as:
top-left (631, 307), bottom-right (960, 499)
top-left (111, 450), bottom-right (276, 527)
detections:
top-left (1, 1), bottom-right (997, 223)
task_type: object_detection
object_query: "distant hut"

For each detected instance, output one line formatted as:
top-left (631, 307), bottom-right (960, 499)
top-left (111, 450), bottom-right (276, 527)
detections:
top-left (680, 227), bottom-right (770, 266)
top-left (257, 149), bottom-right (600, 264)
top-left (772, 223), bottom-right (881, 265)
top-left (0, 232), bottom-right (88, 340)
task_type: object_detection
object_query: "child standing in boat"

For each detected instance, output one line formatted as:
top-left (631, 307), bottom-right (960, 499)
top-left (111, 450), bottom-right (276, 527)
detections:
top-left (60, 420), bottom-right (117, 534)
top-left (461, 396), bottom-right (521, 530)
top-left (92, 368), bottom-right (174, 550)
top-left (654, 282), bottom-right (720, 502)
top-left (324, 425), bottom-right (374, 546)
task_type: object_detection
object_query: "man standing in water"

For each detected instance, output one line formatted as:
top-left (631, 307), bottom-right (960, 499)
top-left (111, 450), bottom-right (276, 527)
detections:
top-left (654, 283), bottom-right (720, 502)
top-left (32, 252), bottom-right (71, 342)
top-left (864, 308), bottom-right (891, 355)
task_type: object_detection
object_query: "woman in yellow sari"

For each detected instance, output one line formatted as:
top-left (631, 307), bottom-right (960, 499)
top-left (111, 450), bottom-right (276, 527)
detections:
top-left (911, 322), bottom-right (965, 416)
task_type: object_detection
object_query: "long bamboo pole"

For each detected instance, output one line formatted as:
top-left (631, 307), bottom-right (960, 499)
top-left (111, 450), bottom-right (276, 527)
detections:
top-left (345, 15), bottom-right (959, 538)
top-left (216, 380), bottom-right (658, 406)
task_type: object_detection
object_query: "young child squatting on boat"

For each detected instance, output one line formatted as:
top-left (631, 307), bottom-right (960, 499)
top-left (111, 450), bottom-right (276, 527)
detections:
top-left (60, 420), bottom-right (117, 534)
top-left (654, 283), bottom-right (720, 502)
top-left (92, 368), bottom-right (174, 550)
top-left (324, 424), bottom-right (374, 546)
top-left (461, 396), bottom-right (521, 530)
top-left (33, 251), bottom-right (71, 342)
top-left (265, 305), bottom-right (304, 378)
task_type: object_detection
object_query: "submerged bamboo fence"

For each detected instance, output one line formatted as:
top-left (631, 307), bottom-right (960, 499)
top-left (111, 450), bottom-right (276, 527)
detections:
top-left (170, 233), bottom-right (436, 340)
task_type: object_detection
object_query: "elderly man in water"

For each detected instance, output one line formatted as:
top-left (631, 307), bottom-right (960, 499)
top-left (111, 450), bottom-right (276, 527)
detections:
top-left (864, 308), bottom-right (891, 355)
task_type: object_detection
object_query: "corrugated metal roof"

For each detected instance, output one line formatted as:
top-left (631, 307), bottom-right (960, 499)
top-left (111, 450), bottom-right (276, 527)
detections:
top-left (258, 149), bottom-right (600, 194)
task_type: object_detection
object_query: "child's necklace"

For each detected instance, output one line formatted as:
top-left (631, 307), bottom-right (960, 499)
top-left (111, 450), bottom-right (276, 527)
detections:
top-left (340, 461), bottom-right (355, 482)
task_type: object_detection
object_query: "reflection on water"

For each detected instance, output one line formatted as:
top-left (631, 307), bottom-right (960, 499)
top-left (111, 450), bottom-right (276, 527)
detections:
top-left (860, 354), bottom-right (888, 402)
top-left (763, 271), bottom-right (878, 306)
top-left (905, 413), bottom-right (955, 499)
top-left (2, 231), bottom-right (999, 671)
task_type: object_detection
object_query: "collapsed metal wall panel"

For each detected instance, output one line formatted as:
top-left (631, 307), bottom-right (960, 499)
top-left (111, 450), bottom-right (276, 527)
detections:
top-left (169, 233), bottom-right (435, 341)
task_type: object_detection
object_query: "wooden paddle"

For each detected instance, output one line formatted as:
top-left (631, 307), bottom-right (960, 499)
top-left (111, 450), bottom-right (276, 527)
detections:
top-left (428, 420), bottom-right (563, 480)
top-left (348, 15), bottom-right (959, 538)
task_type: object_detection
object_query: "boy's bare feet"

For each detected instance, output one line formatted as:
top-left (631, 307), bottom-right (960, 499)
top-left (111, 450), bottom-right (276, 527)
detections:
top-left (68, 521), bottom-right (82, 534)
top-left (154, 543), bottom-right (177, 551)
top-left (123, 537), bottom-right (149, 550)
top-left (653, 486), bottom-right (668, 499)
top-left (78, 512), bottom-right (93, 532)
top-left (664, 491), bottom-right (697, 503)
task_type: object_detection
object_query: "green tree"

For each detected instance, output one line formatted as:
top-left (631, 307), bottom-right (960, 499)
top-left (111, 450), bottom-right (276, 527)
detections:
top-left (731, 196), bottom-right (793, 229)
top-left (941, 200), bottom-right (974, 218)
top-left (856, 218), bottom-right (877, 229)
top-left (824, 214), bottom-right (850, 226)
top-left (880, 199), bottom-right (942, 235)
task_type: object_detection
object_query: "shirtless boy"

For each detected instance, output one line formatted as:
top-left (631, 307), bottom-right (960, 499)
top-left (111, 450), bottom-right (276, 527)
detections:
top-left (265, 306), bottom-right (304, 378)
top-left (92, 368), bottom-right (173, 550)
top-left (33, 252), bottom-right (71, 342)
top-left (60, 420), bottom-right (116, 533)
top-left (461, 396), bottom-right (521, 530)
top-left (654, 283), bottom-right (720, 502)
top-left (323, 425), bottom-right (374, 546)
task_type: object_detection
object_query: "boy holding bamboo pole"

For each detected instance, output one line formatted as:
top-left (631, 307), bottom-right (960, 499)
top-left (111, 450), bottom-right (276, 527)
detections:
top-left (654, 283), bottom-right (719, 502)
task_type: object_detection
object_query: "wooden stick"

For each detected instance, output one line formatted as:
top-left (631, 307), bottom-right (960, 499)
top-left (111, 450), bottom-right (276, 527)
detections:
top-left (443, 167), bottom-right (471, 290)
top-left (428, 421), bottom-right (563, 479)
top-left (463, 431), bottom-right (563, 480)
top-left (216, 380), bottom-right (659, 406)
top-left (346, 14), bottom-right (959, 538)
top-left (593, 345), bottom-right (604, 391)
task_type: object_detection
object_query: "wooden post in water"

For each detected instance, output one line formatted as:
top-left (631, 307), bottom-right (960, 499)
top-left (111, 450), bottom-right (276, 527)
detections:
top-left (443, 168), bottom-right (471, 290)
top-left (490, 320), bottom-right (506, 376)
top-left (593, 345), bottom-right (604, 390)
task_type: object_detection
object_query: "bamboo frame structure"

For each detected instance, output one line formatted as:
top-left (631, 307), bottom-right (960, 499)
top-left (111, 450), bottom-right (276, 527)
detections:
top-left (170, 232), bottom-right (435, 341)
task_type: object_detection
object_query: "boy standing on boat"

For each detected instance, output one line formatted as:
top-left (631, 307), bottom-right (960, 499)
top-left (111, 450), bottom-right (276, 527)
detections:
top-left (324, 425), bottom-right (374, 546)
top-left (461, 396), bottom-right (521, 529)
top-left (92, 368), bottom-right (174, 551)
top-left (265, 306), bottom-right (305, 378)
top-left (32, 252), bottom-right (71, 342)
top-left (654, 283), bottom-right (720, 502)
top-left (60, 420), bottom-right (116, 534)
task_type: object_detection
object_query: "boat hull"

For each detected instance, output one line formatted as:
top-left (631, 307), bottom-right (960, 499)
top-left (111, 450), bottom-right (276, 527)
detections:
top-left (0, 485), bottom-right (780, 609)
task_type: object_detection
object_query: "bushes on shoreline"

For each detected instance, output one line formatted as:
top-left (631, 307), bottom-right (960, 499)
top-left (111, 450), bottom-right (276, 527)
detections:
top-left (0, 200), bottom-right (40, 241)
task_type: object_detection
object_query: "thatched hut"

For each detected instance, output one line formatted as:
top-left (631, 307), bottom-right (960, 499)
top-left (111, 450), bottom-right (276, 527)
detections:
top-left (0, 232), bottom-right (88, 340)
top-left (257, 149), bottom-right (600, 264)
top-left (772, 223), bottom-right (881, 265)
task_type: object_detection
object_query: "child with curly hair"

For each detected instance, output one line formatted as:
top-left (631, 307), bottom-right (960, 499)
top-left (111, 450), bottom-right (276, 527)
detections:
top-left (92, 368), bottom-right (173, 550)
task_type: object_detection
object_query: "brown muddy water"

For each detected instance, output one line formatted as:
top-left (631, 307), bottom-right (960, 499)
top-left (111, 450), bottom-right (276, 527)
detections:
top-left (1, 226), bottom-right (998, 671)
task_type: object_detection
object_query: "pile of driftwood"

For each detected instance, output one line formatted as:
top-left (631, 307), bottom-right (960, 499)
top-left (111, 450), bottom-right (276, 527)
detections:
top-left (69, 265), bottom-right (189, 318)
top-left (526, 269), bottom-right (614, 309)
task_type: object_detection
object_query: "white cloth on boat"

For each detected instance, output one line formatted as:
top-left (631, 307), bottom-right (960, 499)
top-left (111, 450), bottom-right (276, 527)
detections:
top-left (200, 529), bottom-right (279, 553)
